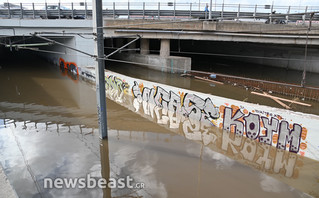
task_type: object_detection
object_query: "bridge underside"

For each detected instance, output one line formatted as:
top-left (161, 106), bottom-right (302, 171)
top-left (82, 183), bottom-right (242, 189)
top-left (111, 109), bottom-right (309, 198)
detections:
top-left (1, 19), bottom-right (319, 74)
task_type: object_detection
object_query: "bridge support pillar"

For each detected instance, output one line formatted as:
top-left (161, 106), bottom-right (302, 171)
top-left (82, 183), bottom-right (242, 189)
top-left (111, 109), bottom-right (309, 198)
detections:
top-left (160, 39), bottom-right (170, 57)
top-left (114, 38), bottom-right (190, 73)
top-left (140, 39), bottom-right (149, 55)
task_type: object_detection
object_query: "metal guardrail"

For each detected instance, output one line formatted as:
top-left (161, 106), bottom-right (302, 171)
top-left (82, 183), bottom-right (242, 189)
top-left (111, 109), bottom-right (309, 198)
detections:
top-left (0, 2), bottom-right (318, 22)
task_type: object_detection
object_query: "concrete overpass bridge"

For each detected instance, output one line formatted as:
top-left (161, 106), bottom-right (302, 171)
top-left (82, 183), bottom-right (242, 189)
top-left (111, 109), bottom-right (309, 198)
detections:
top-left (1, 3), bottom-right (319, 74)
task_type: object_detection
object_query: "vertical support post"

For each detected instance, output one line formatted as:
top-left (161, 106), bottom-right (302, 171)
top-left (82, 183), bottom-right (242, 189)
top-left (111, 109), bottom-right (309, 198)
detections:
top-left (9, 38), bottom-right (12, 51)
top-left (221, 2), bottom-right (224, 21)
top-left (270, 3), bottom-right (273, 23)
top-left (173, 1), bottom-right (176, 20)
top-left (140, 39), bottom-right (149, 55)
top-left (209, 0), bottom-right (212, 20)
top-left (85, 2), bottom-right (88, 19)
top-left (143, 2), bottom-right (145, 20)
top-left (93, 0), bottom-right (108, 139)
top-left (100, 139), bottom-right (111, 197)
top-left (58, 3), bottom-right (61, 19)
top-left (198, 0), bottom-right (200, 11)
top-left (158, 2), bottom-right (160, 20)
top-left (113, 2), bottom-right (115, 19)
top-left (237, 4), bottom-right (240, 21)
top-left (254, 4), bottom-right (257, 21)
top-left (45, 2), bottom-right (48, 19)
top-left (72, 2), bottom-right (74, 19)
top-left (160, 39), bottom-right (170, 57)
top-left (301, 13), bottom-right (314, 87)
top-left (286, 6), bottom-right (290, 24)
top-left (303, 6), bottom-right (308, 24)
top-left (190, 3), bottom-right (192, 18)
top-left (7, 3), bottom-right (11, 19)
top-left (20, 3), bottom-right (23, 19)
top-left (128, 1), bottom-right (130, 19)
top-left (32, 3), bottom-right (35, 19)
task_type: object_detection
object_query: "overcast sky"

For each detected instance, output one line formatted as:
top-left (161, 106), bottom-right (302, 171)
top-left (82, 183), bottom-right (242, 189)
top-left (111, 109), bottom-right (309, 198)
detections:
top-left (0, 0), bottom-right (318, 8)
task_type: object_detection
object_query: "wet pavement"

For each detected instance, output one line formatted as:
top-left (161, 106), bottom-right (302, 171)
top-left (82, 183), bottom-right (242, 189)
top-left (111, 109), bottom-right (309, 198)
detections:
top-left (0, 54), bottom-right (318, 197)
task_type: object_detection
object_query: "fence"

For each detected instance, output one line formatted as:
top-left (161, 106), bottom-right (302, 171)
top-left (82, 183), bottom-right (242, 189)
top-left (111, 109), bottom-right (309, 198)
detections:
top-left (0, 2), bottom-right (319, 22)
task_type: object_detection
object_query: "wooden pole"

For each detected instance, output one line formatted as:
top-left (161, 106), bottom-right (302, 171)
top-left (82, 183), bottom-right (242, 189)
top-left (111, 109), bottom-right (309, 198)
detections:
top-left (251, 91), bottom-right (311, 107)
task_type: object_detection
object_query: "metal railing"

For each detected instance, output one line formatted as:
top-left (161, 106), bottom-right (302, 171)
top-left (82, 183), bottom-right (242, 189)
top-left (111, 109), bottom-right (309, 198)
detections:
top-left (0, 2), bottom-right (318, 22)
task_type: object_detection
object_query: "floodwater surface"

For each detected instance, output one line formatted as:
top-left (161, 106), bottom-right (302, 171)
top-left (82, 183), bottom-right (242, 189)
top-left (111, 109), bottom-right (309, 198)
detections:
top-left (0, 53), bottom-right (318, 198)
top-left (106, 61), bottom-right (319, 116)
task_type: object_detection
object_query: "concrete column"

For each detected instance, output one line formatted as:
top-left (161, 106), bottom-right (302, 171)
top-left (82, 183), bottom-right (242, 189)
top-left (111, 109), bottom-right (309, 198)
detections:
top-left (140, 39), bottom-right (149, 55)
top-left (160, 39), bottom-right (170, 57)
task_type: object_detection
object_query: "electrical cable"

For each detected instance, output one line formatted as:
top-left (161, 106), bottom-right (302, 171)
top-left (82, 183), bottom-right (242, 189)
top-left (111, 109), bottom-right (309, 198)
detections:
top-left (103, 46), bottom-right (319, 62)
top-left (5, 30), bottom-right (317, 81)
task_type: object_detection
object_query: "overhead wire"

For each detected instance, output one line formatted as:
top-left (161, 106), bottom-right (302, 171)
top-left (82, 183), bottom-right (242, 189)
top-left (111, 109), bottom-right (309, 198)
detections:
top-left (103, 46), bottom-right (319, 62)
top-left (4, 26), bottom-right (318, 64)
top-left (2, 20), bottom-right (318, 76)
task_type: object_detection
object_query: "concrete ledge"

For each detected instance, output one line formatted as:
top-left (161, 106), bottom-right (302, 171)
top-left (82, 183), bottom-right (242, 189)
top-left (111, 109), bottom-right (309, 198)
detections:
top-left (114, 53), bottom-right (191, 73)
top-left (104, 19), bottom-right (319, 35)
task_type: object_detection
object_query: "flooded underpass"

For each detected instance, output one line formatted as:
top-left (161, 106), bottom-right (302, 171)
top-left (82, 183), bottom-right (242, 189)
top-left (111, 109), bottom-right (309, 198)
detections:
top-left (0, 52), bottom-right (319, 198)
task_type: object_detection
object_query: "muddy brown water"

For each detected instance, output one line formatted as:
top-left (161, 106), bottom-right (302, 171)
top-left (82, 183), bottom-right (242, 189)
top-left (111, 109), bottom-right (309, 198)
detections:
top-left (0, 55), bottom-right (318, 198)
top-left (107, 62), bottom-right (319, 116)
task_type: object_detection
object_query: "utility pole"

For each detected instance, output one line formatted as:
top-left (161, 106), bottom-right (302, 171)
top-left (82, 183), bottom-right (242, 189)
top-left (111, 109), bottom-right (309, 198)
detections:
top-left (209, 0), bottom-right (212, 20)
top-left (301, 12), bottom-right (314, 87)
top-left (93, 0), bottom-right (108, 139)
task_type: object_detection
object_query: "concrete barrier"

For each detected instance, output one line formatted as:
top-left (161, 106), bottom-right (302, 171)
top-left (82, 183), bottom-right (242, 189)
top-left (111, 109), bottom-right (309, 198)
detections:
top-left (77, 65), bottom-right (319, 162)
top-left (114, 53), bottom-right (191, 73)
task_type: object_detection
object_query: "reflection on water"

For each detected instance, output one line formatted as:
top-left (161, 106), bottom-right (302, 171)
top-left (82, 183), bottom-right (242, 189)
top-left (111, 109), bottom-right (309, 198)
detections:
top-left (0, 56), bottom-right (318, 197)
top-left (105, 77), bottom-right (319, 197)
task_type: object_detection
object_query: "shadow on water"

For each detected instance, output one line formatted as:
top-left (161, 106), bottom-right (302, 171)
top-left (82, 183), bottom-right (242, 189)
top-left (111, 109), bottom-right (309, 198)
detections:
top-left (0, 54), bottom-right (318, 198)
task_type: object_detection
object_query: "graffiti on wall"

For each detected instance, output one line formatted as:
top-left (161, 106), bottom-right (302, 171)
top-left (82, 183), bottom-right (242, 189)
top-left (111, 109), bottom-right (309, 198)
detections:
top-left (59, 58), bottom-right (79, 82)
top-left (101, 76), bottom-right (308, 178)
top-left (131, 81), bottom-right (308, 155)
top-left (132, 81), bottom-right (220, 125)
top-left (102, 80), bottom-right (302, 178)
top-left (105, 75), bottom-right (130, 103)
top-left (221, 106), bottom-right (304, 153)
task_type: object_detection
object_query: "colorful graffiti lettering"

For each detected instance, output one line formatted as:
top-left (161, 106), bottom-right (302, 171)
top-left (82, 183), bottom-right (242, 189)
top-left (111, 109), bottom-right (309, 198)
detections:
top-left (126, 85), bottom-right (302, 178)
top-left (59, 58), bottom-right (79, 82)
top-left (59, 58), bottom-right (79, 75)
top-left (105, 75), bottom-right (129, 94)
top-left (105, 75), bottom-right (130, 102)
top-left (222, 107), bottom-right (302, 153)
top-left (132, 81), bottom-right (220, 126)
top-left (131, 81), bottom-right (306, 154)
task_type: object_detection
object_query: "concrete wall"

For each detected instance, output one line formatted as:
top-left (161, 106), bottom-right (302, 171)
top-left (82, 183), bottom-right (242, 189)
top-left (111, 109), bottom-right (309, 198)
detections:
top-left (0, 19), bottom-right (95, 69)
top-left (201, 42), bottom-right (319, 73)
top-left (114, 53), bottom-right (191, 73)
top-left (247, 45), bottom-right (319, 73)
top-left (104, 20), bottom-right (319, 35)
top-left (96, 70), bottom-right (319, 163)
top-left (39, 35), bottom-right (95, 70)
